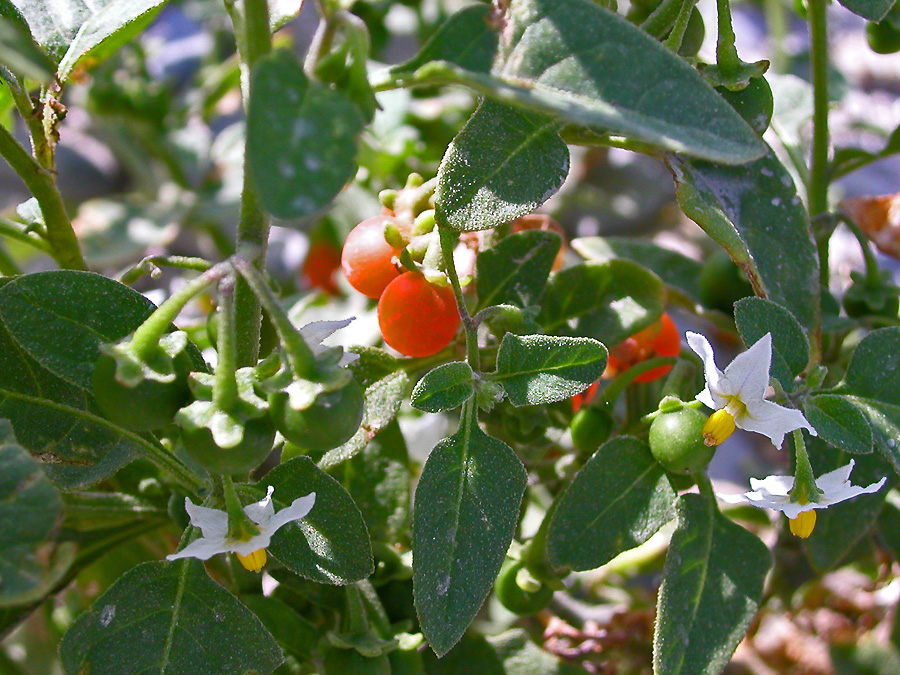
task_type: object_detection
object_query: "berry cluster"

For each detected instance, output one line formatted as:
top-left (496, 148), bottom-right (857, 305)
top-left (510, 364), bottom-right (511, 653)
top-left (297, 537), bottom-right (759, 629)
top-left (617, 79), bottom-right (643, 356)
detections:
top-left (340, 176), bottom-right (460, 358)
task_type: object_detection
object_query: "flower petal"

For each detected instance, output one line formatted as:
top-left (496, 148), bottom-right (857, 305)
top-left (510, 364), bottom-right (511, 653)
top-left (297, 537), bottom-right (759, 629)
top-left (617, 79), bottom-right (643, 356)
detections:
top-left (813, 461), bottom-right (855, 493)
top-left (818, 476), bottom-right (887, 507)
top-left (184, 498), bottom-right (229, 540)
top-left (229, 533), bottom-right (275, 556)
top-left (167, 534), bottom-right (229, 561)
top-left (687, 332), bottom-right (728, 408)
top-left (748, 473), bottom-right (794, 496)
top-left (738, 399), bottom-right (816, 448)
top-left (717, 492), bottom-right (753, 505)
top-left (244, 485), bottom-right (276, 526)
top-left (723, 333), bottom-right (772, 402)
top-left (777, 501), bottom-right (810, 519)
top-left (266, 492), bottom-right (316, 533)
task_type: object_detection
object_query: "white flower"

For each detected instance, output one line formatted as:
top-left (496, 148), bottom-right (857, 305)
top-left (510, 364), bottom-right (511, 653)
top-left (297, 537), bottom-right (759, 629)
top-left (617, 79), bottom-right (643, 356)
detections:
top-left (167, 486), bottom-right (315, 570)
top-left (719, 460), bottom-right (886, 519)
top-left (686, 331), bottom-right (816, 448)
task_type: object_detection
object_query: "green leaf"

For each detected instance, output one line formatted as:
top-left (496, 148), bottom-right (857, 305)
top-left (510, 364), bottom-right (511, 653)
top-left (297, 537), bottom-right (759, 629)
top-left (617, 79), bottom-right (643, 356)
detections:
top-left (769, 74), bottom-right (813, 157)
top-left (492, 334), bottom-right (607, 407)
top-left (4, 0), bottom-right (164, 66)
top-left (0, 16), bottom-right (53, 81)
top-left (487, 629), bottom-right (585, 675)
top-left (840, 328), bottom-right (900, 470)
top-left (258, 456), bottom-right (374, 584)
top-left (380, 4), bottom-right (497, 87)
top-left (0, 314), bottom-right (151, 489)
top-left (804, 394), bottom-right (873, 455)
top-left (493, 0), bottom-right (764, 164)
top-left (376, 0), bottom-right (764, 164)
top-left (270, 0), bottom-right (305, 30)
top-left (318, 369), bottom-right (409, 469)
top-left (846, 398), bottom-right (900, 471)
top-left (547, 436), bottom-right (676, 572)
top-left (572, 236), bottom-right (704, 304)
top-left (343, 421), bottom-right (411, 546)
top-left (0, 270), bottom-right (205, 389)
top-left (836, 0), bottom-right (895, 21)
top-left (844, 327), bottom-right (900, 407)
top-left (56, 0), bottom-right (167, 81)
top-left (832, 638), bottom-right (900, 675)
top-left (421, 633), bottom-right (505, 675)
top-left (413, 417), bottom-right (526, 656)
top-left (435, 99), bottom-right (568, 232)
top-left (537, 260), bottom-right (666, 346)
top-left (803, 444), bottom-right (893, 572)
top-left (322, 647), bottom-right (391, 675)
top-left (832, 124), bottom-right (900, 179)
top-left (0, 419), bottom-right (71, 607)
top-left (734, 297), bottom-right (809, 391)
top-left (411, 362), bottom-right (475, 413)
top-left (476, 230), bottom-right (560, 311)
top-left (248, 49), bottom-right (364, 220)
top-left (240, 595), bottom-right (319, 662)
top-left (671, 149), bottom-right (820, 331)
top-left (60, 560), bottom-right (283, 675)
top-left (653, 493), bottom-right (770, 675)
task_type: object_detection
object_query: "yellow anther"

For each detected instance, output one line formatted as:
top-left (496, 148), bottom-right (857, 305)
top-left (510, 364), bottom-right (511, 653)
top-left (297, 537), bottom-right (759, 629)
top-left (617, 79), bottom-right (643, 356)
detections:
top-left (702, 409), bottom-right (736, 446)
top-left (236, 548), bottom-right (267, 572)
top-left (789, 510), bottom-right (817, 538)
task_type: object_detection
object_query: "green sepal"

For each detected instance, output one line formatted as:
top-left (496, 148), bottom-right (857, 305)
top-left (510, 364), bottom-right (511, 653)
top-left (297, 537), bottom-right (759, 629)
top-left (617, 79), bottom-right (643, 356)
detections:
top-left (99, 330), bottom-right (189, 387)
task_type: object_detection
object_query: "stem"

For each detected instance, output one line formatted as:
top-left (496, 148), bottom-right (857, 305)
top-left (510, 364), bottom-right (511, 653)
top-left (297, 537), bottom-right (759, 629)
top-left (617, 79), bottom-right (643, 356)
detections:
top-left (840, 213), bottom-right (881, 282)
top-left (213, 275), bottom-right (239, 410)
top-left (715, 0), bottom-right (741, 74)
top-left (222, 474), bottom-right (259, 538)
top-left (232, 256), bottom-right (318, 379)
top-left (0, 216), bottom-right (51, 253)
top-left (642, 0), bottom-right (684, 37)
top-left (0, 242), bottom-right (19, 275)
top-left (130, 263), bottom-right (230, 359)
top-left (694, 471), bottom-right (716, 501)
top-left (789, 429), bottom-right (820, 503)
top-left (600, 356), bottom-right (679, 407)
top-left (119, 255), bottom-right (212, 285)
top-left (0, 70), bottom-right (51, 162)
top-left (665, 0), bottom-right (698, 52)
top-left (0, 124), bottom-right (86, 270)
top-left (808, 0), bottom-right (830, 287)
top-left (764, 0), bottom-right (788, 74)
top-left (226, 0), bottom-right (273, 368)
top-left (439, 228), bottom-right (479, 371)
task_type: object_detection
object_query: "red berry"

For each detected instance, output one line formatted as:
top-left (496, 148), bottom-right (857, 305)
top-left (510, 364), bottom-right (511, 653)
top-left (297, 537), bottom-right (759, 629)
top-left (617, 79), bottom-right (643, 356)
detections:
top-left (378, 272), bottom-right (460, 357)
top-left (303, 241), bottom-right (342, 295)
top-left (341, 216), bottom-right (407, 299)
top-left (571, 381), bottom-right (599, 412)
top-left (606, 312), bottom-right (680, 384)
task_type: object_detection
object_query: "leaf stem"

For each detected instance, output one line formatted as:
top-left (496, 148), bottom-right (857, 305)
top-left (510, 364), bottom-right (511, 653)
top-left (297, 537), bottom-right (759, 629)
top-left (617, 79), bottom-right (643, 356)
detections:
top-left (0, 242), bottom-right (19, 275)
top-left (838, 212), bottom-right (881, 282)
top-left (213, 275), bottom-right (239, 410)
top-left (715, 0), bottom-right (741, 74)
top-left (0, 124), bottom-right (86, 270)
top-left (665, 0), bottom-right (698, 52)
top-left (808, 0), bottom-right (830, 288)
top-left (642, 0), bottom-right (684, 37)
top-left (118, 255), bottom-right (212, 285)
top-left (225, 0), bottom-right (273, 367)
top-left (0, 216), bottom-right (51, 253)
top-left (231, 256), bottom-right (318, 379)
top-left (130, 263), bottom-right (230, 359)
top-left (439, 228), bottom-right (479, 372)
